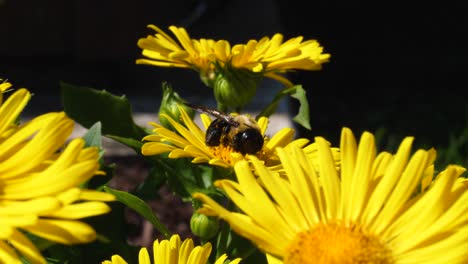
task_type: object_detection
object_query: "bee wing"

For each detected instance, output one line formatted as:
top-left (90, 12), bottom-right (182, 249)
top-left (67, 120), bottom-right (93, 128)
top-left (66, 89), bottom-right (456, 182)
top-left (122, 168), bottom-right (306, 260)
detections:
top-left (185, 103), bottom-right (238, 126)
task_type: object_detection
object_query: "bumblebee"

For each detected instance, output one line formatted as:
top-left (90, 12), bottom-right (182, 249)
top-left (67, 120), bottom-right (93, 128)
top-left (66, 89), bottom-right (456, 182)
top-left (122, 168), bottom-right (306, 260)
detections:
top-left (185, 103), bottom-right (264, 154)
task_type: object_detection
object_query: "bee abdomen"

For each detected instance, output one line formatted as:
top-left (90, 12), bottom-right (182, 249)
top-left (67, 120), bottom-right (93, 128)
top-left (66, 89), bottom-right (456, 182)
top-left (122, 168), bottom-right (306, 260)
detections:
top-left (231, 128), bottom-right (264, 154)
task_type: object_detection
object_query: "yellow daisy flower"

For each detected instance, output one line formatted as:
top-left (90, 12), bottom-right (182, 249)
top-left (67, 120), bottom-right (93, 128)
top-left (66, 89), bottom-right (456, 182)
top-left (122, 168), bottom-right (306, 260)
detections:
top-left (229, 34), bottom-right (330, 87)
top-left (136, 24), bottom-right (330, 87)
top-left (136, 25), bottom-right (218, 79)
top-left (0, 84), bottom-right (115, 264)
top-left (193, 127), bottom-right (468, 263)
top-left (102, 234), bottom-right (241, 264)
top-left (141, 107), bottom-right (336, 170)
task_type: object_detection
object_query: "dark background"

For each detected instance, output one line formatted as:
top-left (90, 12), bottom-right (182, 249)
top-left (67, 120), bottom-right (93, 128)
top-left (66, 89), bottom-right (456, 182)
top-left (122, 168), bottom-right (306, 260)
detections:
top-left (1, 0), bottom-right (467, 149)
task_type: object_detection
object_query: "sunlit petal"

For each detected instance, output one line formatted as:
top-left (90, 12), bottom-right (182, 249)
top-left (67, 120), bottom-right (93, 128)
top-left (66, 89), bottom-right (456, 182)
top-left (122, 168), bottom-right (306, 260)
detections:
top-left (194, 127), bottom-right (468, 263)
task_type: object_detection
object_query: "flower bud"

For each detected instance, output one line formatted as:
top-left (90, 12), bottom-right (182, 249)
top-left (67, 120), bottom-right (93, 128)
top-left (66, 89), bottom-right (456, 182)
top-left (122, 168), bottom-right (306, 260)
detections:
top-left (190, 212), bottom-right (219, 240)
top-left (158, 82), bottom-right (194, 129)
top-left (213, 66), bottom-right (263, 111)
top-left (199, 70), bottom-right (216, 89)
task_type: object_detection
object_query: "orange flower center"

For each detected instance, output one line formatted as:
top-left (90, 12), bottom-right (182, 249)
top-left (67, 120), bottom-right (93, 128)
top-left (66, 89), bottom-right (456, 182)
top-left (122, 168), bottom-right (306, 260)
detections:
top-left (284, 222), bottom-right (394, 264)
top-left (209, 145), bottom-right (237, 166)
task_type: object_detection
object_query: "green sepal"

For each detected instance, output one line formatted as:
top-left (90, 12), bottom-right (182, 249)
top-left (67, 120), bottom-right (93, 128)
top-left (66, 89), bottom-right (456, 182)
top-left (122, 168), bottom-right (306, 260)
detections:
top-left (82, 121), bottom-right (104, 158)
top-left (159, 82), bottom-right (194, 130)
top-left (80, 122), bottom-right (114, 190)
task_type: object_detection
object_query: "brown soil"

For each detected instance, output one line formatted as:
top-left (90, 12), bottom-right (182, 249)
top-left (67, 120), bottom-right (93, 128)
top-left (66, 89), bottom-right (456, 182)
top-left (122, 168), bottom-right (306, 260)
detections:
top-left (104, 155), bottom-right (196, 248)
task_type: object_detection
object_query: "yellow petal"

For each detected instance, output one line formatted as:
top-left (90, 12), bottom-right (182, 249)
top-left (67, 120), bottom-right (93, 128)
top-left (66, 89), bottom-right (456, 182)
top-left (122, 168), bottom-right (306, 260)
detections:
top-left (0, 88), bottom-right (31, 135)
top-left (200, 114), bottom-right (212, 130)
top-left (348, 132), bottom-right (376, 222)
top-left (24, 219), bottom-right (97, 245)
top-left (79, 190), bottom-right (116, 202)
top-left (142, 142), bottom-right (176, 155)
top-left (316, 136), bottom-right (340, 219)
top-left (139, 247), bottom-right (151, 264)
top-left (362, 137), bottom-right (414, 228)
top-left (178, 237), bottom-right (193, 263)
top-left (105, 255), bottom-right (128, 264)
top-left (47, 202), bottom-right (111, 219)
top-left (0, 197), bottom-right (60, 215)
top-left (0, 240), bottom-right (22, 264)
top-left (0, 112), bottom-right (73, 179)
top-left (8, 229), bottom-right (45, 264)
top-left (265, 128), bottom-right (294, 149)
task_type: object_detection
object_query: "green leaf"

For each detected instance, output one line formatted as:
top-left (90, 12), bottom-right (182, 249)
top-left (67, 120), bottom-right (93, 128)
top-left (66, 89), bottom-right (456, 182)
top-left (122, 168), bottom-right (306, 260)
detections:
top-left (103, 186), bottom-right (171, 239)
top-left (162, 158), bottom-right (225, 200)
top-left (60, 82), bottom-right (148, 140)
top-left (290, 85), bottom-right (311, 130)
top-left (107, 135), bottom-right (144, 155)
top-left (134, 167), bottom-right (166, 201)
top-left (214, 225), bottom-right (266, 263)
top-left (256, 84), bottom-right (311, 130)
